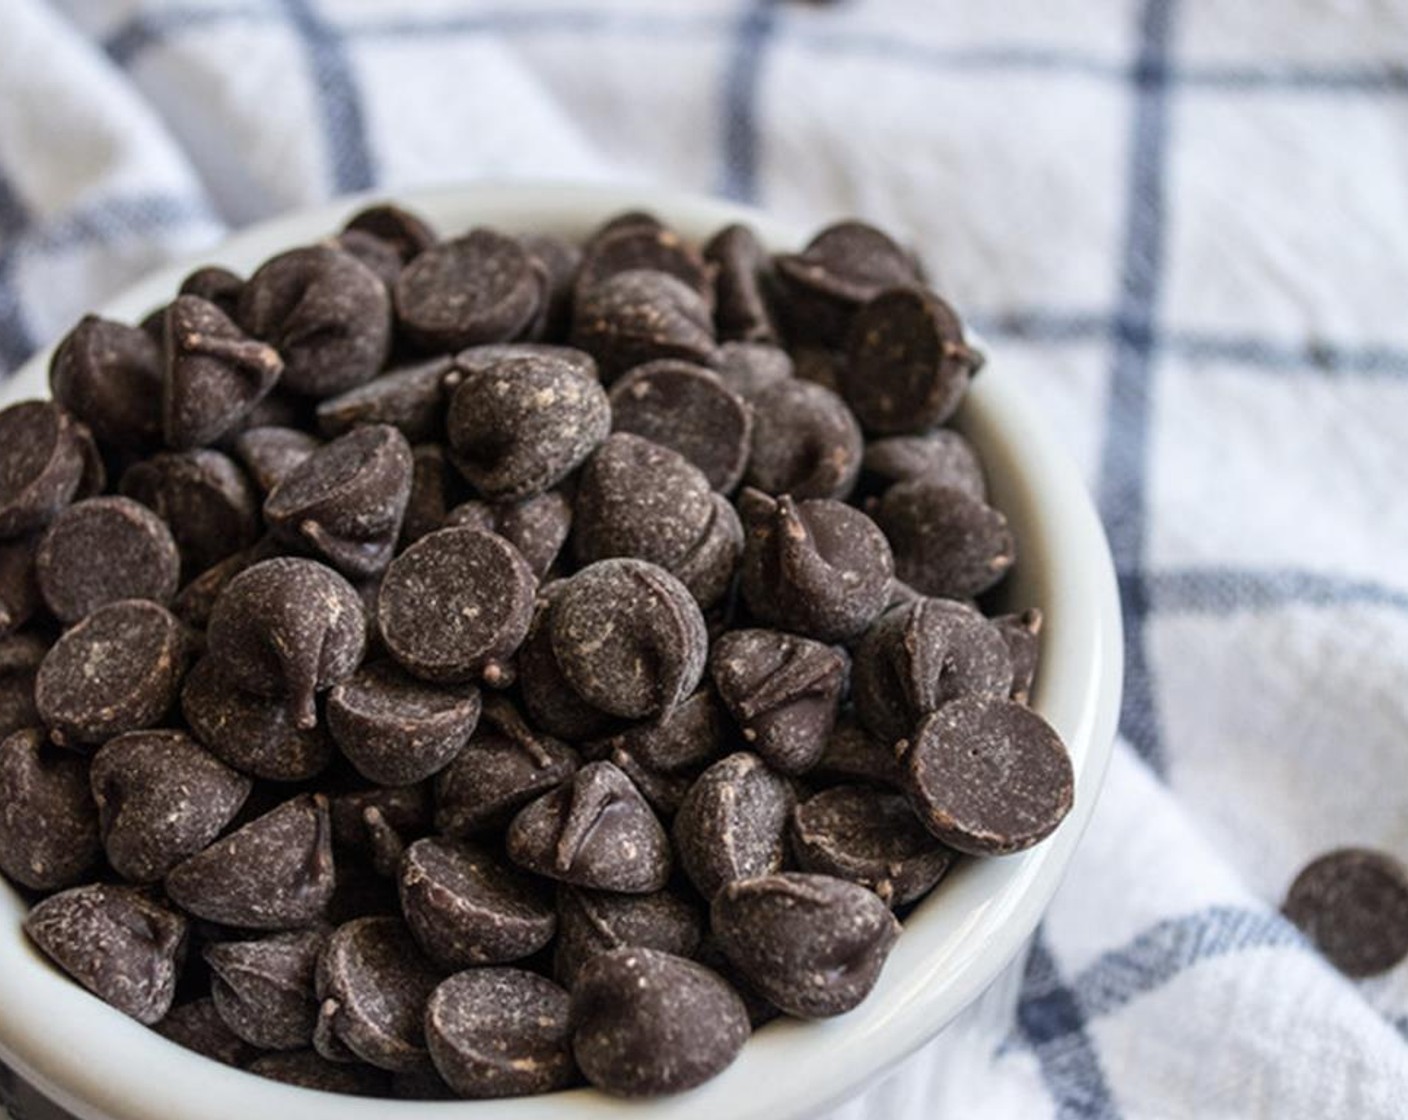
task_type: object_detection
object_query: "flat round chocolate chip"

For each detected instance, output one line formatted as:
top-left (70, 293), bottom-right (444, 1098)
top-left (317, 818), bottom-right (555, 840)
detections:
top-left (399, 837), bottom-right (555, 969)
top-left (576, 221), bottom-right (713, 303)
top-left (36, 600), bottom-right (191, 746)
top-left (841, 287), bottom-right (980, 435)
top-left (264, 424), bottom-right (414, 579)
top-left (316, 916), bottom-right (443, 1074)
top-left (328, 661), bottom-right (480, 786)
top-left (608, 360), bottom-right (754, 493)
top-left (378, 526), bottom-right (535, 686)
top-left (0, 401), bottom-right (100, 539)
top-left (862, 430), bottom-right (987, 503)
top-left (1283, 848), bottom-right (1408, 978)
top-left (904, 694), bottom-right (1073, 855)
top-left (876, 478), bottom-right (1015, 600)
top-left (206, 927), bottom-right (325, 1050)
top-left (446, 353), bottom-right (610, 502)
top-left (570, 947), bottom-right (749, 1098)
top-left (240, 246), bottom-right (392, 398)
top-left (207, 557), bottom-right (367, 729)
top-left (315, 357), bottom-right (455, 444)
top-left (744, 379), bottom-right (863, 501)
top-left (36, 496), bottom-right (181, 623)
top-left (426, 968), bottom-right (575, 1099)
top-left (163, 294), bottom-right (283, 449)
top-left (155, 998), bottom-right (257, 1068)
top-left (710, 629), bottom-right (849, 775)
top-left (712, 871), bottom-right (900, 1019)
top-left (852, 598), bottom-right (1014, 745)
top-left (673, 752), bottom-right (795, 900)
top-left (739, 490), bottom-right (893, 643)
top-left (550, 559), bottom-right (708, 720)
top-left (181, 656), bottom-right (335, 781)
top-left (166, 793), bottom-right (335, 930)
top-left (553, 886), bottom-right (703, 988)
top-left (507, 760), bottom-right (670, 893)
top-left (571, 269), bottom-right (717, 383)
top-left (91, 730), bottom-right (251, 883)
top-left (705, 223), bottom-right (777, 343)
top-left (0, 727), bottom-right (101, 891)
top-left (395, 229), bottom-right (543, 352)
top-left (790, 785), bottom-right (956, 906)
top-left (25, 884), bottom-right (187, 1024)
top-left (49, 315), bottom-right (163, 452)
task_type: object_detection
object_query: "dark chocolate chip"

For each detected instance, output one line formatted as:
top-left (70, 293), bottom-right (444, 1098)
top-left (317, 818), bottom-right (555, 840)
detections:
top-left (0, 401), bottom-right (101, 539)
top-left (316, 916), bottom-right (442, 1073)
top-left (334, 229), bottom-right (405, 290)
top-left (327, 661), bottom-right (481, 786)
top-left (264, 424), bottom-right (414, 578)
top-left (743, 379), bottom-right (863, 500)
top-left (507, 760), bottom-right (670, 893)
top-left (434, 695), bottom-right (580, 836)
top-left (91, 730), bottom-right (251, 883)
top-left (791, 345), bottom-right (844, 393)
top-left (178, 266), bottom-right (244, 319)
top-left (554, 886), bottom-right (703, 989)
top-left (549, 559), bottom-right (708, 720)
top-left (49, 316), bottom-right (163, 452)
top-left (790, 785), bottom-right (956, 906)
top-left (181, 656), bottom-right (334, 782)
top-left (36, 496), bottom-right (180, 623)
top-left (163, 294), bottom-right (283, 450)
top-left (446, 353), bottom-right (610, 501)
top-left (515, 585), bottom-right (617, 742)
top-left (120, 449), bottom-right (260, 580)
top-left (399, 837), bottom-right (555, 969)
top-left (206, 557), bottom-right (367, 729)
top-left (841, 287), bottom-right (979, 435)
top-left (704, 223), bottom-right (777, 343)
top-left (570, 947), bottom-right (749, 1098)
top-left (572, 432), bottom-right (742, 609)
top-left (904, 694), bottom-right (1073, 855)
top-left (876, 478), bottom-right (1015, 600)
top-left (996, 608), bottom-right (1043, 705)
top-left (315, 357), bottom-right (454, 443)
top-left (165, 793), bottom-right (335, 929)
top-left (813, 715), bottom-right (905, 790)
top-left (329, 785), bottom-right (432, 855)
top-left (739, 490), bottom-right (893, 643)
top-left (343, 204), bottom-right (437, 264)
top-left (570, 269), bottom-right (717, 383)
top-left (0, 633), bottom-right (46, 740)
top-left (453, 341), bottom-right (599, 383)
top-left (861, 430), bottom-right (987, 503)
top-left (710, 629), bottom-right (848, 775)
top-left (206, 928), bottom-right (325, 1050)
top-left (444, 489), bottom-right (572, 581)
top-left (852, 597), bottom-right (1014, 745)
top-left (398, 444), bottom-right (460, 547)
top-left (673, 752), bottom-right (795, 900)
top-left (608, 360), bottom-right (754, 493)
top-left (773, 220), bottom-right (923, 347)
top-left (0, 536), bottom-right (41, 636)
top-left (232, 426), bottom-right (321, 495)
top-left (248, 1050), bottom-right (388, 1096)
top-left (155, 998), bottom-right (257, 1067)
top-left (395, 229), bottom-right (543, 352)
top-left (517, 233), bottom-right (581, 341)
top-left (378, 526), bottom-right (535, 687)
top-left (712, 871), bottom-right (900, 1018)
top-left (25, 884), bottom-right (187, 1024)
top-left (1283, 848), bottom-right (1408, 978)
top-left (240, 246), bottom-right (393, 398)
top-left (426, 968), bottom-right (575, 1099)
top-left (36, 600), bottom-right (191, 746)
top-left (0, 727), bottom-right (101, 891)
top-left (713, 340), bottom-right (793, 400)
top-left (575, 222), bottom-right (713, 303)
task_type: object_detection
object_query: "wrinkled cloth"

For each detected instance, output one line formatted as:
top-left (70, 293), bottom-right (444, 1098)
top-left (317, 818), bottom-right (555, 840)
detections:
top-left (3, 2), bottom-right (1408, 1117)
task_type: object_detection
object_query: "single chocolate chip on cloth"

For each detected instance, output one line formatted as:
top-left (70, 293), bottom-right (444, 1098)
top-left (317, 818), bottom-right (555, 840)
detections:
top-left (35, 496), bottom-right (181, 623)
top-left (0, 400), bottom-right (102, 539)
top-left (904, 694), bottom-right (1073, 856)
top-left (49, 315), bottom-right (164, 451)
top-left (1283, 848), bottom-right (1408, 978)
top-left (24, 884), bottom-right (188, 1024)
top-left (673, 752), bottom-right (795, 900)
top-left (570, 947), bottom-right (750, 1097)
top-left (205, 928), bottom-right (326, 1050)
top-left (553, 885), bottom-right (703, 988)
top-left (0, 727), bottom-right (101, 891)
top-left (426, 968), bottom-right (576, 1099)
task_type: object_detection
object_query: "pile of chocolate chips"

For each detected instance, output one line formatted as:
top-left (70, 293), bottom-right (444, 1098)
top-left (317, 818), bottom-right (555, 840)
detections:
top-left (0, 203), bottom-right (1074, 1101)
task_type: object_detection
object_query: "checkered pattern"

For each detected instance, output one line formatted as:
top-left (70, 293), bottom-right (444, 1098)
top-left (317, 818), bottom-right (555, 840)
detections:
top-left (3, 1), bottom-right (1408, 1115)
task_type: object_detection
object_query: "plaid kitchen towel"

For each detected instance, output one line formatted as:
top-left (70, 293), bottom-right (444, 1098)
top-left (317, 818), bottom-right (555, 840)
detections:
top-left (3, 1), bottom-right (1408, 1116)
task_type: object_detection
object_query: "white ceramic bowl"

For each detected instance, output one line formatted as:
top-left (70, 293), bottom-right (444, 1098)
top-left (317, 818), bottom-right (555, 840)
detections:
top-left (0, 183), bottom-right (1122, 1120)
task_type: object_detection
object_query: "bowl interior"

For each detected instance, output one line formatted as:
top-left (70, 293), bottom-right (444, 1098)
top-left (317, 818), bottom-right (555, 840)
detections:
top-left (0, 183), bottom-right (1123, 1120)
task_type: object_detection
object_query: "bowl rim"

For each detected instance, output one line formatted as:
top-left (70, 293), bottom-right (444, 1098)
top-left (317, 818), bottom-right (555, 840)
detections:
top-left (0, 181), bottom-right (1123, 1120)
